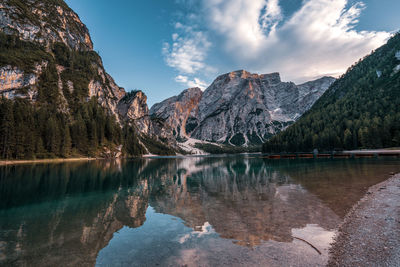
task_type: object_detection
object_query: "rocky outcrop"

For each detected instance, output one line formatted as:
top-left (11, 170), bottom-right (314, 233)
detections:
top-left (118, 91), bottom-right (151, 134)
top-left (296, 76), bottom-right (337, 111)
top-left (0, 61), bottom-right (47, 99)
top-left (151, 70), bottom-right (335, 147)
top-left (150, 87), bottom-right (203, 141)
top-left (0, 0), bottom-right (93, 51)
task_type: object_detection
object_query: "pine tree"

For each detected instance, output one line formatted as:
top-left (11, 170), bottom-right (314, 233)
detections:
top-left (343, 129), bottom-right (353, 150)
top-left (61, 125), bottom-right (72, 157)
top-left (71, 112), bottom-right (88, 154)
top-left (45, 116), bottom-right (61, 155)
top-left (0, 99), bottom-right (16, 159)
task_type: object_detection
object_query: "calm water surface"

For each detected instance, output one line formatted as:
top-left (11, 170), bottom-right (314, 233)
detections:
top-left (1, 156), bottom-right (400, 266)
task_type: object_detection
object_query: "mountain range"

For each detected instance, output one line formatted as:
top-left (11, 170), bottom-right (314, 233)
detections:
top-left (1, 0), bottom-right (397, 158)
top-left (150, 71), bottom-right (334, 150)
top-left (0, 0), bottom-right (336, 158)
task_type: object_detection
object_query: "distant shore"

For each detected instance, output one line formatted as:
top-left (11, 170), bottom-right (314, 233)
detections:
top-left (0, 157), bottom-right (97, 166)
top-left (1, 149), bottom-right (399, 166)
top-left (328, 173), bottom-right (400, 266)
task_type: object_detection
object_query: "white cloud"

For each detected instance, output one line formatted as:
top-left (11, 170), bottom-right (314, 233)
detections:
top-left (172, 33), bottom-right (179, 41)
top-left (200, 0), bottom-right (390, 82)
top-left (203, 0), bottom-right (270, 53)
top-left (175, 75), bottom-right (189, 83)
top-left (260, 0), bottom-right (283, 35)
top-left (162, 24), bottom-right (211, 75)
top-left (175, 75), bottom-right (208, 89)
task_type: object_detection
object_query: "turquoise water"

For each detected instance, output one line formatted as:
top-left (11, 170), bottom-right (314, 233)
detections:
top-left (1, 157), bottom-right (400, 266)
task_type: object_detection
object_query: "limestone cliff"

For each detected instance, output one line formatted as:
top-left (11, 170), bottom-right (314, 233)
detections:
top-left (150, 87), bottom-right (203, 141)
top-left (118, 91), bottom-right (151, 134)
top-left (0, 0), bottom-right (93, 51)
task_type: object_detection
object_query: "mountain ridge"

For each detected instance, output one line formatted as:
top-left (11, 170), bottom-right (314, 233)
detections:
top-left (151, 70), bottom-right (335, 148)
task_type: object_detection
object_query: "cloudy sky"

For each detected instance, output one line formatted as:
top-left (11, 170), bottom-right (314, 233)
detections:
top-left (66, 0), bottom-right (399, 107)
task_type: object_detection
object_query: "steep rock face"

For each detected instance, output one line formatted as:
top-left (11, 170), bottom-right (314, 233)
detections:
top-left (150, 87), bottom-right (202, 141)
top-left (151, 70), bottom-right (335, 146)
top-left (296, 76), bottom-right (337, 111)
top-left (0, 61), bottom-right (47, 99)
top-left (118, 91), bottom-right (151, 134)
top-left (0, 0), bottom-right (93, 51)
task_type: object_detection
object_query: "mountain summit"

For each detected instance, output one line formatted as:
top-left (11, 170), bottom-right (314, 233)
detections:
top-left (151, 70), bottom-right (335, 147)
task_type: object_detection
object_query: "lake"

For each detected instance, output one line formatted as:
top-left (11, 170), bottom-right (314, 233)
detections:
top-left (1, 156), bottom-right (400, 266)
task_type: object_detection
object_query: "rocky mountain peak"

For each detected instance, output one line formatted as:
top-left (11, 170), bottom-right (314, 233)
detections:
top-left (184, 86), bottom-right (203, 96)
top-left (260, 72), bottom-right (282, 85)
top-left (151, 71), bottom-right (336, 147)
top-left (0, 0), bottom-right (93, 51)
top-left (150, 87), bottom-right (203, 141)
top-left (224, 70), bottom-right (282, 84)
top-left (228, 70), bottom-right (257, 80)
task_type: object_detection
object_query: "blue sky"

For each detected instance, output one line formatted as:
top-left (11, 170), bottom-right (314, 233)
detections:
top-left (65, 0), bottom-right (400, 107)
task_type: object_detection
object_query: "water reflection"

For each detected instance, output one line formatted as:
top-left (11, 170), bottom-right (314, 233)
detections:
top-left (0, 157), bottom-right (399, 266)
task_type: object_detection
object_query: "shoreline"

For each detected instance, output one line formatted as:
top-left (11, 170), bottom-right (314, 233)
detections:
top-left (328, 173), bottom-right (400, 266)
top-left (0, 157), bottom-right (97, 166)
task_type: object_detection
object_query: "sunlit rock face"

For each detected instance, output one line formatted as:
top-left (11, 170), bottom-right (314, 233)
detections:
top-left (0, 0), bottom-right (93, 51)
top-left (118, 91), bottom-right (151, 134)
top-left (0, 62), bottom-right (47, 99)
top-left (151, 70), bottom-right (335, 146)
top-left (150, 87), bottom-right (203, 141)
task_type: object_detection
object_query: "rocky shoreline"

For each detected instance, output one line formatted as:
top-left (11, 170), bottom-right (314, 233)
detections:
top-left (328, 173), bottom-right (400, 266)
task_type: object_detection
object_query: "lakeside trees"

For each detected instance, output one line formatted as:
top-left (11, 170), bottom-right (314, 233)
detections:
top-left (0, 97), bottom-right (125, 159)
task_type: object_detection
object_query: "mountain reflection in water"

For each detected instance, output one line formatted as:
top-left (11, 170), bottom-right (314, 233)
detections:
top-left (1, 157), bottom-right (400, 266)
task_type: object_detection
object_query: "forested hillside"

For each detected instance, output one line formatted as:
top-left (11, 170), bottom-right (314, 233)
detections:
top-left (0, 0), bottom-right (175, 159)
top-left (263, 33), bottom-right (400, 153)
